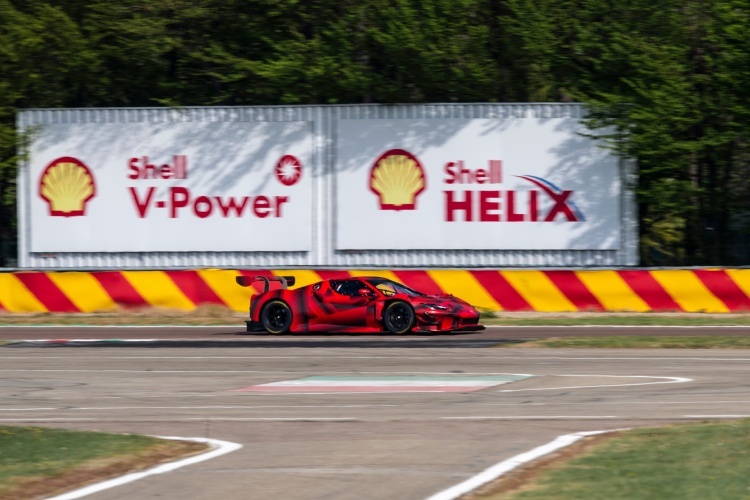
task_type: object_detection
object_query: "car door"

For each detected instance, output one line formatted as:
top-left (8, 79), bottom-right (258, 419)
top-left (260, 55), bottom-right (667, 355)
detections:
top-left (318, 279), bottom-right (375, 327)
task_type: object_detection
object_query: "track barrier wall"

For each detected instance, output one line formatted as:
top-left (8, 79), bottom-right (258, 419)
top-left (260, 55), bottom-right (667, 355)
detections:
top-left (2, 269), bottom-right (750, 314)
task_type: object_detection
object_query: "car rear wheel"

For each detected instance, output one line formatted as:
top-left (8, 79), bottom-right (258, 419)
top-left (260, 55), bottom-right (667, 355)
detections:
top-left (383, 301), bottom-right (415, 334)
top-left (261, 300), bottom-right (292, 334)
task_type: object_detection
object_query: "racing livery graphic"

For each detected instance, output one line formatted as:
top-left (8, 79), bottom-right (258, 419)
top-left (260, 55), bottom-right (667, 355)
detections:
top-left (38, 157), bottom-right (96, 217)
top-left (236, 275), bottom-right (483, 334)
top-left (369, 149), bottom-right (426, 210)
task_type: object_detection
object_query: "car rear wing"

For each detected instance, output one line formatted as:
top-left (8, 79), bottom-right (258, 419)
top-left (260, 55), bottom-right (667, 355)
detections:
top-left (235, 275), bottom-right (296, 293)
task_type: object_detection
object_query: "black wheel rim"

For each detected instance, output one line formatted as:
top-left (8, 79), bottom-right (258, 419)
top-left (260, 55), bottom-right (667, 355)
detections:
top-left (387, 303), bottom-right (411, 331)
top-left (265, 303), bottom-right (289, 331)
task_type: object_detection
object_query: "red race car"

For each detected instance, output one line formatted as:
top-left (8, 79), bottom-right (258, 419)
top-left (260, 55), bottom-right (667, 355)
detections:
top-left (236, 275), bottom-right (484, 334)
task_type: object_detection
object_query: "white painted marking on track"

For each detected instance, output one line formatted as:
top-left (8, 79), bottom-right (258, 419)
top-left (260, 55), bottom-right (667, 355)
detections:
top-left (499, 375), bottom-right (691, 392)
top-left (48, 436), bottom-right (242, 500)
top-left (426, 429), bottom-right (629, 500)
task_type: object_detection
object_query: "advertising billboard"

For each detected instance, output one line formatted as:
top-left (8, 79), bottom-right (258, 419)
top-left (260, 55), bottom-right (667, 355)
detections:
top-left (28, 121), bottom-right (312, 252)
top-left (336, 118), bottom-right (620, 250)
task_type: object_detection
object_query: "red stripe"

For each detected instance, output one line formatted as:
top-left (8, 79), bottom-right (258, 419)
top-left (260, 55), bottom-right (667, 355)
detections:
top-left (544, 271), bottom-right (604, 311)
top-left (91, 272), bottom-right (150, 308)
top-left (693, 270), bottom-right (750, 312)
top-left (14, 273), bottom-right (80, 312)
top-left (471, 271), bottom-right (532, 311)
top-left (617, 271), bottom-right (683, 311)
top-left (165, 270), bottom-right (225, 306)
top-left (392, 270), bottom-right (444, 295)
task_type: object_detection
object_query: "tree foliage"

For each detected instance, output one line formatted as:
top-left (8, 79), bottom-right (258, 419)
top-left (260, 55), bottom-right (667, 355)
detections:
top-left (2, 0), bottom-right (750, 265)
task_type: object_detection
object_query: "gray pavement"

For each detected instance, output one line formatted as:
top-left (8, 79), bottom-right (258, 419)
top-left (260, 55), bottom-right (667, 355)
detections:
top-left (1, 332), bottom-right (749, 499)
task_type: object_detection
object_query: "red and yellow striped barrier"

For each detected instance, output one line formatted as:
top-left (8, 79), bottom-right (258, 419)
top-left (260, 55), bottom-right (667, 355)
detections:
top-left (2, 269), bottom-right (750, 314)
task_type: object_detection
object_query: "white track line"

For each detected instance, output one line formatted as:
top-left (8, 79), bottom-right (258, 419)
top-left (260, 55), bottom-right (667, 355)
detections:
top-left (499, 375), bottom-right (692, 392)
top-left (426, 428), bottom-right (628, 500)
top-left (48, 436), bottom-right (242, 500)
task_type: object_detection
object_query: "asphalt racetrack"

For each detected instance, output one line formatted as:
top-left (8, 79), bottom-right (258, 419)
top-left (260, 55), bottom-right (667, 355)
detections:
top-left (1, 325), bottom-right (749, 499)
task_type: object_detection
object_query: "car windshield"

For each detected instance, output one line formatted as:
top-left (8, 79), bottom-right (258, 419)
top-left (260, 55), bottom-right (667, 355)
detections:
top-left (365, 278), bottom-right (426, 297)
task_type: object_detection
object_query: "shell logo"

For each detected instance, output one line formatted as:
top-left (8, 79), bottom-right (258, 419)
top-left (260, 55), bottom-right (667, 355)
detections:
top-left (38, 157), bottom-right (96, 217)
top-left (369, 149), bottom-right (426, 210)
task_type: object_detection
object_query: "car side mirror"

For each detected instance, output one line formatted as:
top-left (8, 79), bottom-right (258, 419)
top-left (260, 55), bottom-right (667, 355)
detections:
top-left (358, 288), bottom-right (374, 297)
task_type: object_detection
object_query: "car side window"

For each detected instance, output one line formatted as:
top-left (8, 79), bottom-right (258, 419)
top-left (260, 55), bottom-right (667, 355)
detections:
top-left (331, 280), bottom-right (366, 297)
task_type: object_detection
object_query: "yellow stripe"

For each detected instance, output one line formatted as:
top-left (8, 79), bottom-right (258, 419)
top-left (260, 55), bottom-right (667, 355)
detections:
top-left (575, 270), bottom-right (650, 312)
top-left (500, 271), bottom-right (577, 312)
top-left (47, 272), bottom-right (118, 312)
top-left (197, 269), bottom-right (251, 312)
top-left (649, 270), bottom-right (729, 313)
top-left (0, 274), bottom-right (48, 313)
top-left (121, 271), bottom-right (194, 310)
top-left (426, 270), bottom-right (501, 311)
top-left (725, 270), bottom-right (750, 302)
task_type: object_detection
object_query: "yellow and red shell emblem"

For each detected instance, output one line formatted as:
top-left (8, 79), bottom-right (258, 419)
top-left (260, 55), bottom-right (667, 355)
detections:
top-left (369, 149), bottom-right (426, 210)
top-left (38, 157), bottom-right (96, 217)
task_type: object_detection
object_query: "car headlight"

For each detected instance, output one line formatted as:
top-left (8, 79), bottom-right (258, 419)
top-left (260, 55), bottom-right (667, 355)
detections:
top-left (425, 304), bottom-right (449, 311)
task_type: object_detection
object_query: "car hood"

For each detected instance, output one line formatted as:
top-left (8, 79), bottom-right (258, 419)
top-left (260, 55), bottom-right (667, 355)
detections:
top-left (409, 294), bottom-right (476, 310)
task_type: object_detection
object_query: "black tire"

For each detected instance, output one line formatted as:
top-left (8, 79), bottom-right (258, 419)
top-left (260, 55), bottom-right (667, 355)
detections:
top-left (382, 301), bottom-right (415, 334)
top-left (261, 300), bottom-right (292, 334)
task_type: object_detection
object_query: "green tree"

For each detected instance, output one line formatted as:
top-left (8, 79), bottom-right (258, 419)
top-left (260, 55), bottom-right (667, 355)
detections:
top-left (0, 0), bottom-right (93, 265)
top-left (507, 0), bottom-right (750, 264)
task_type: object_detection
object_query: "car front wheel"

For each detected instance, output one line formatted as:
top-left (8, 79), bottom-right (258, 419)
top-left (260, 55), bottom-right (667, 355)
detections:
top-left (383, 301), bottom-right (415, 334)
top-left (261, 300), bottom-right (292, 334)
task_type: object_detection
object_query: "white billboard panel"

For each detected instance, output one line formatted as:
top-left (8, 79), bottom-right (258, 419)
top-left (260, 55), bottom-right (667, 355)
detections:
top-left (336, 118), bottom-right (620, 250)
top-left (28, 121), bottom-right (312, 252)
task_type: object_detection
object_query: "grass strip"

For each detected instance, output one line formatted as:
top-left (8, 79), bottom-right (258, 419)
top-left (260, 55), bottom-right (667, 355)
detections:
top-left (0, 426), bottom-right (207, 499)
top-left (473, 420), bottom-right (750, 500)
top-left (507, 336), bottom-right (750, 349)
